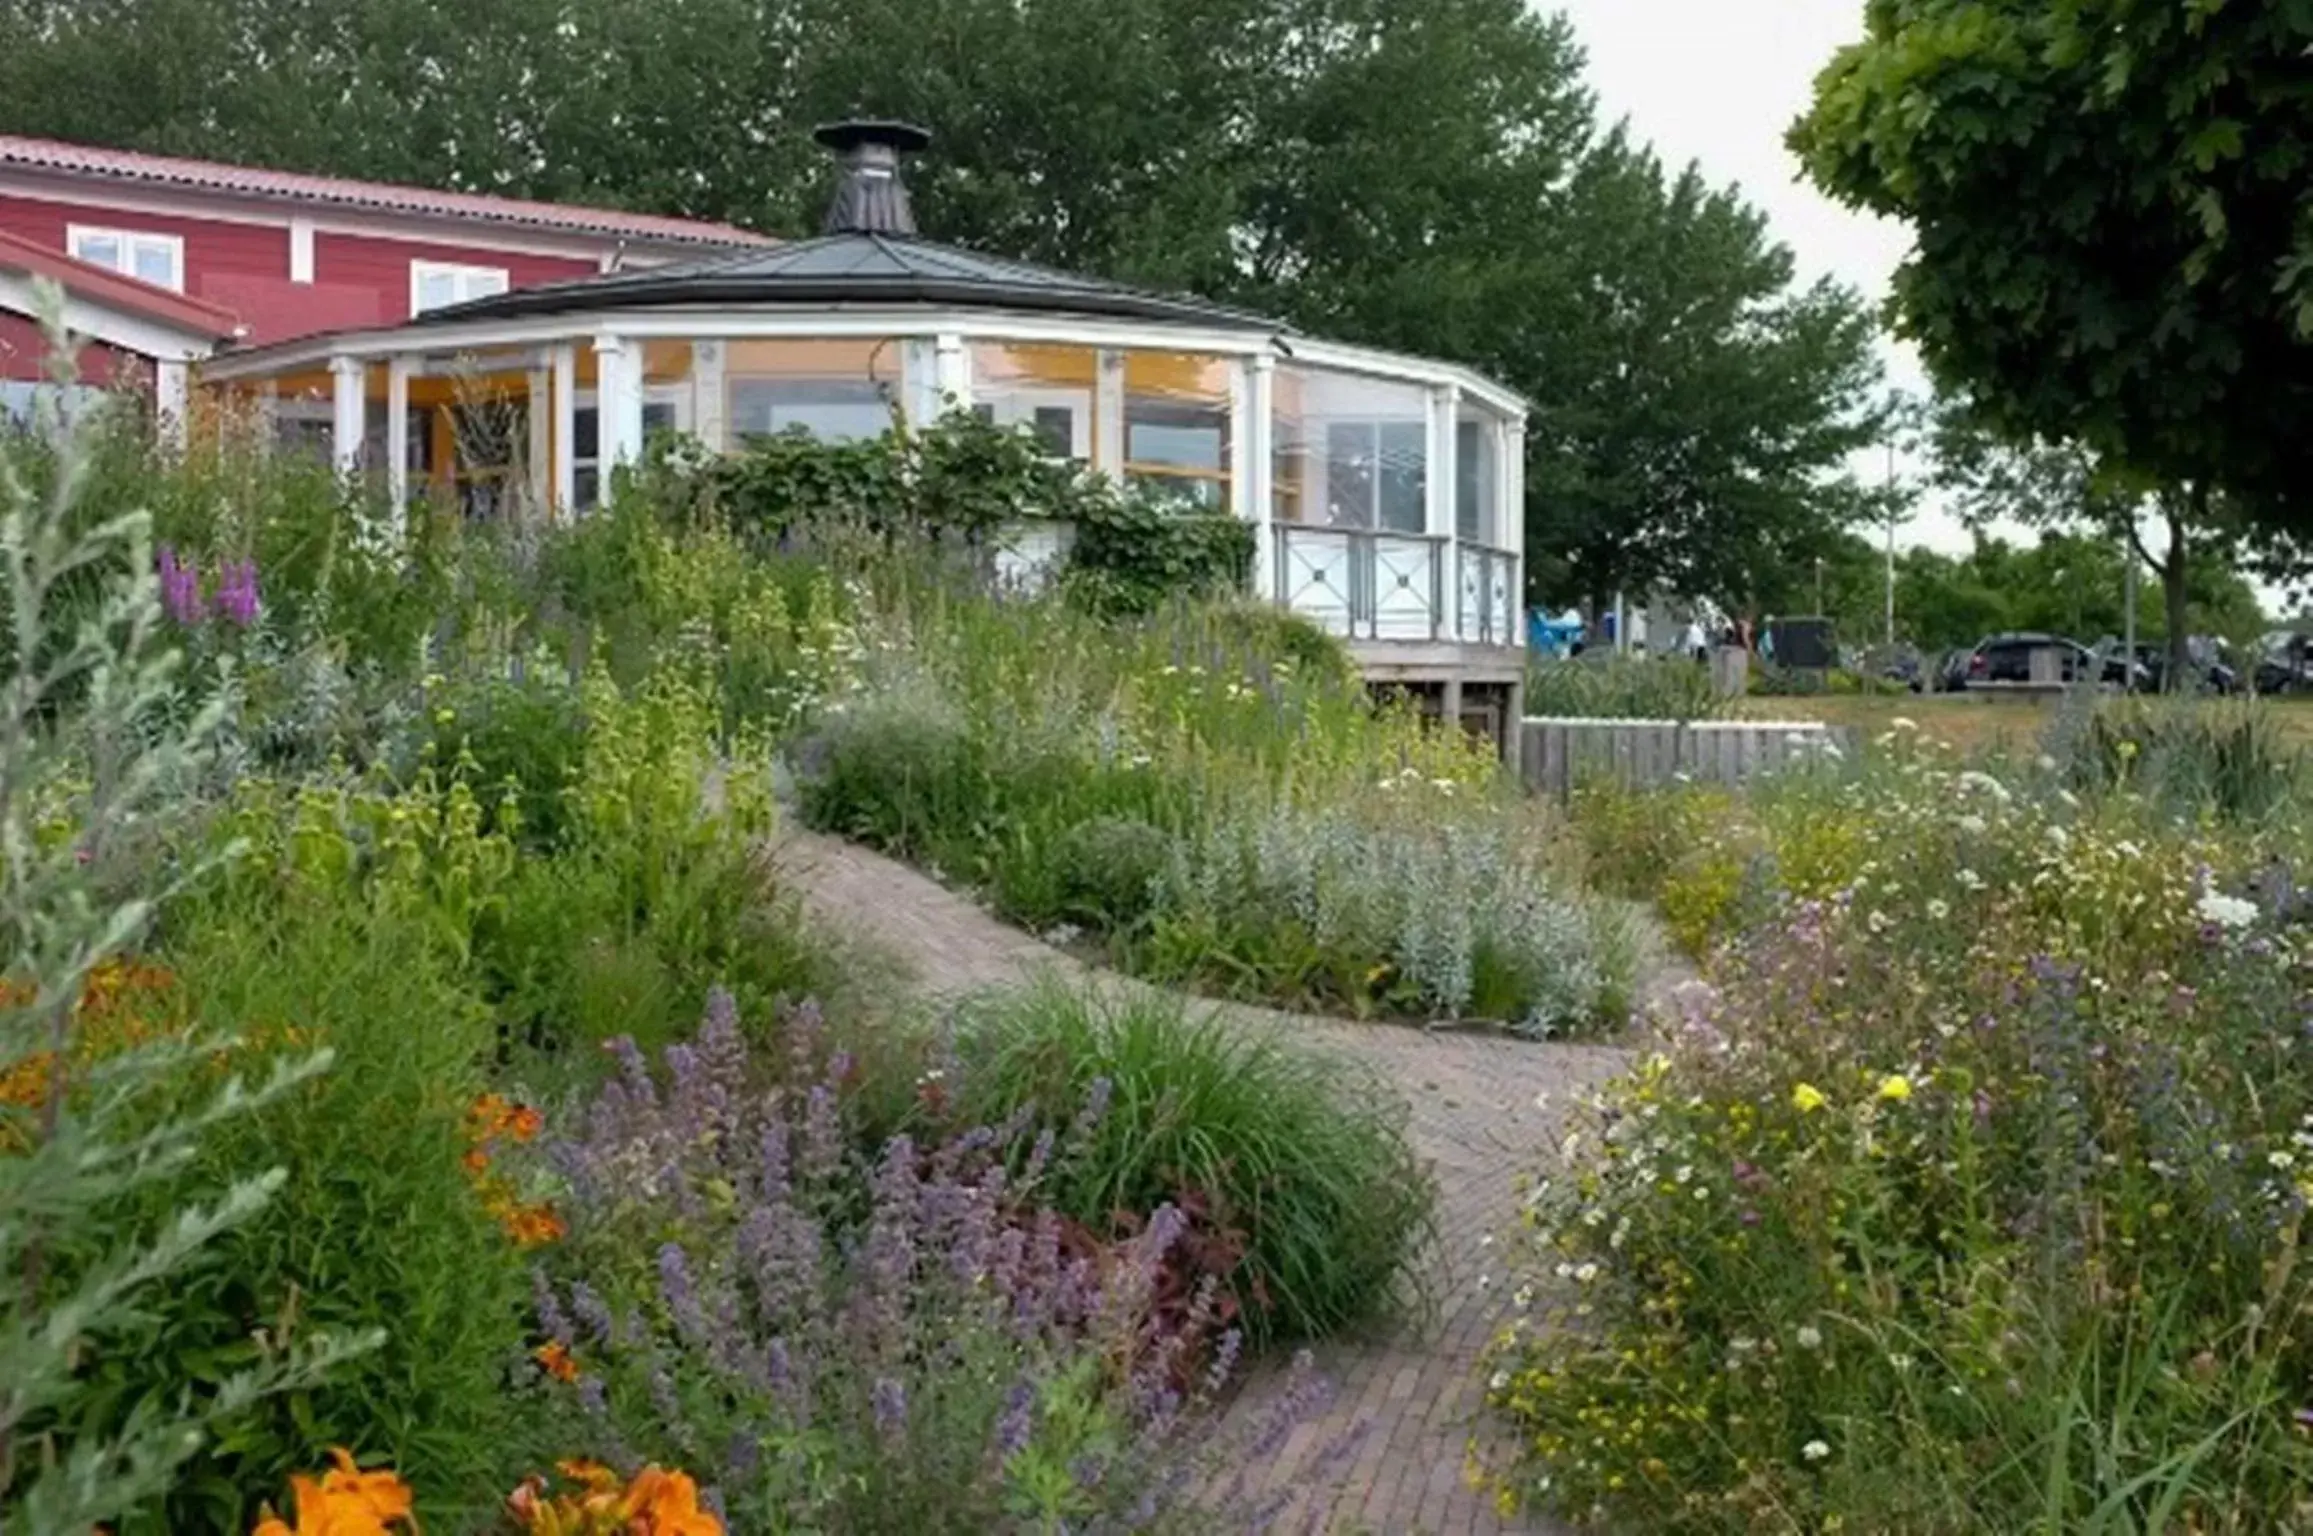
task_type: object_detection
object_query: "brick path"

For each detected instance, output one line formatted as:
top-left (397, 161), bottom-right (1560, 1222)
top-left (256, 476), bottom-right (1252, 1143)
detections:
top-left (773, 827), bottom-right (1665, 1535)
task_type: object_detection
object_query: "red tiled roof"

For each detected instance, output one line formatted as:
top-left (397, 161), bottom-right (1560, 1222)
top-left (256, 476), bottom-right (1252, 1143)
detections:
top-left (0, 134), bottom-right (776, 249)
top-left (0, 227), bottom-right (241, 340)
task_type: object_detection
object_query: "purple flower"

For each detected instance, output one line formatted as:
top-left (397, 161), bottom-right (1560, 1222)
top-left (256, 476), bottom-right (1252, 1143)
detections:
top-left (993, 1379), bottom-right (1036, 1458)
top-left (870, 1376), bottom-right (908, 1440)
top-left (156, 544), bottom-right (206, 624)
top-left (215, 556), bottom-right (260, 626)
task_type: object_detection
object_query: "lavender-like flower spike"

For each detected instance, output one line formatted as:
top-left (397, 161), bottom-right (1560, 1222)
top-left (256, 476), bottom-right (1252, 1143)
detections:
top-left (215, 556), bottom-right (260, 626)
top-left (870, 1376), bottom-right (908, 1441)
top-left (992, 1378), bottom-right (1036, 1459)
top-left (156, 544), bottom-right (206, 625)
top-left (531, 1267), bottom-right (573, 1347)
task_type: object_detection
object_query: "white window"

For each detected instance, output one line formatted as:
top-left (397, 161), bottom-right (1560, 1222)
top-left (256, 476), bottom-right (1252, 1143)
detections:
top-left (67, 225), bottom-right (185, 292)
top-left (972, 388), bottom-right (1092, 461)
top-left (409, 260), bottom-right (510, 316)
top-left (572, 388), bottom-right (687, 510)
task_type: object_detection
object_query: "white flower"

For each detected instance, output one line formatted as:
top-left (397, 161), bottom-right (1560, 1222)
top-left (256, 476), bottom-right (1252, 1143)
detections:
top-left (2036, 753), bottom-right (2057, 772)
top-left (1955, 813), bottom-right (1987, 836)
top-left (1802, 1440), bottom-right (1831, 1462)
top-left (1888, 1352), bottom-right (1914, 1372)
top-left (1489, 1370), bottom-right (1510, 1391)
top-left (1796, 1325), bottom-right (1823, 1350)
top-left (1574, 1263), bottom-right (1599, 1283)
top-left (1956, 867), bottom-right (1986, 891)
top-left (1926, 899), bottom-right (1950, 921)
top-left (2197, 890), bottom-right (2259, 931)
top-left (1890, 717), bottom-right (1919, 732)
top-left (1956, 769), bottom-right (2012, 804)
top-left (2269, 1150), bottom-right (2296, 1171)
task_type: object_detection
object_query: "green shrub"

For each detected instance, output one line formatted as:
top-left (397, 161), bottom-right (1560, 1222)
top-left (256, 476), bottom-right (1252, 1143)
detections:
top-left (2054, 697), bottom-right (2302, 823)
top-left (944, 982), bottom-right (1435, 1343)
top-left (120, 900), bottom-right (532, 1534)
top-left (1051, 815), bottom-right (1173, 930)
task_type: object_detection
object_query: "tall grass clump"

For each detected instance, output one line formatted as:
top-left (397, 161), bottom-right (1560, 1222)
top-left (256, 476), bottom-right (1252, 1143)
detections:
top-left (1525, 653), bottom-right (1726, 722)
top-left (943, 981), bottom-right (1436, 1344)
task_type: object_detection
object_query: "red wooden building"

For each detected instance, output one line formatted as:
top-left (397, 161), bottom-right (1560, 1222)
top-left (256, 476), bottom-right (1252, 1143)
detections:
top-left (0, 133), bottom-right (771, 422)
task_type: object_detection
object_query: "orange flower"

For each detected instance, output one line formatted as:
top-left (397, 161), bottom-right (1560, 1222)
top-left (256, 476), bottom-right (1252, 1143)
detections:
top-left (462, 1146), bottom-right (492, 1177)
top-left (249, 1449), bottom-right (414, 1535)
top-left (497, 1201), bottom-right (566, 1249)
top-left (620, 1468), bottom-right (720, 1536)
top-left (554, 1460), bottom-right (618, 1493)
top-left (507, 1104), bottom-right (543, 1143)
top-left (534, 1340), bottom-right (580, 1383)
top-left (505, 1462), bottom-right (722, 1535)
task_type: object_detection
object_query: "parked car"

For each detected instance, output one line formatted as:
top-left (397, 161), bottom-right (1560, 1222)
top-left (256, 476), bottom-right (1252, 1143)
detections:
top-left (1954, 633), bottom-right (2145, 691)
top-left (2105, 640), bottom-right (2238, 695)
top-left (1932, 648), bottom-right (1976, 693)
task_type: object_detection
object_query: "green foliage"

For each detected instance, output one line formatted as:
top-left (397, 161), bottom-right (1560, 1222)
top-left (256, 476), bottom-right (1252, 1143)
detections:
top-left (123, 892), bottom-right (528, 1534)
top-left (1062, 497), bottom-right (1252, 618)
top-left (0, 295), bottom-right (357, 1536)
top-left (1050, 816), bottom-right (1172, 930)
top-left (945, 981), bottom-right (1435, 1344)
top-left (796, 581), bottom-right (1630, 1033)
top-left (1501, 747), bottom-right (2313, 1529)
top-left (1793, 0), bottom-right (2313, 528)
top-left (2056, 698), bottom-right (2302, 826)
top-left (1525, 654), bottom-right (1726, 722)
top-left (1526, 130), bottom-right (1893, 615)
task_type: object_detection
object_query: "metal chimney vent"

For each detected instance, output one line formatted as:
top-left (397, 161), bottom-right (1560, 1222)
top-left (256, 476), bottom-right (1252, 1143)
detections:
top-left (814, 119), bottom-right (931, 236)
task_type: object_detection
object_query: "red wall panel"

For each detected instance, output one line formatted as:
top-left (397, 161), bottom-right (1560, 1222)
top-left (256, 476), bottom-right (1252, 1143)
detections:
top-left (312, 232), bottom-right (592, 324)
top-left (0, 308), bottom-right (130, 384)
top-left (0, 193), bottom-right (600, 346)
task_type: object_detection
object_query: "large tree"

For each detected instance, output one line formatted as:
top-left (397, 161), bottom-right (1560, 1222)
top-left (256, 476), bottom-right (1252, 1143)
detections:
top-left (0, 0), bottom-right (1889, 617)
top-left (1791, 0), bottom-right (2313, 534)
top-left (1522, 131), bottom-right (1889, 620)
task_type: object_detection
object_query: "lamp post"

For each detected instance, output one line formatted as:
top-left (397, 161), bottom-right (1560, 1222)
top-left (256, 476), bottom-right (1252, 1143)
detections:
top-left (1814, 555), bottom-right (1824, 618)
top-left (1883, 444), bottom-right (1897, 649)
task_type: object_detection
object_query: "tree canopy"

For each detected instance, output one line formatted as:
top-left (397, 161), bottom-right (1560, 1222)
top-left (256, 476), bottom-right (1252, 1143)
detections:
top-left (0, 0), bottom-right (1892, 614)
top-left (1791, 0), bottom-right (2313, 530)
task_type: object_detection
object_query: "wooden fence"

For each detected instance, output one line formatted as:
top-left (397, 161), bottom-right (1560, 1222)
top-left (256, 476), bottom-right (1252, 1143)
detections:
top-left (1521, 717), bottom-right (1861, 798)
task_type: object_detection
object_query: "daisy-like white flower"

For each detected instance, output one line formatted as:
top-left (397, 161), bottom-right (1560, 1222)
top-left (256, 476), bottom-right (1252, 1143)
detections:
top-left (1802, 1440), bottom-right (1830, 1462)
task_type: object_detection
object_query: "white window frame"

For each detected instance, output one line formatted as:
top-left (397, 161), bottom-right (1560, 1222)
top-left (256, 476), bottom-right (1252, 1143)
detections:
top-left (66, 224), bottom-right (186, 292)
top-left (571, 384), bottom-right (690, 510)
top-left (409, 260), bottom-right (511, 316)
top-left (978, 385), bottom-right (1093, 461)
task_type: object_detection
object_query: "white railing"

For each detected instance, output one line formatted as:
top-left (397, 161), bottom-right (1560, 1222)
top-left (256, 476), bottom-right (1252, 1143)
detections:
top-left (1273, 524), bottom-right (1518, 646)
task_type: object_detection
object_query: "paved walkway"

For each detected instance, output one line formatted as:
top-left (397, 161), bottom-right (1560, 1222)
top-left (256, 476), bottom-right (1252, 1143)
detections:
top-left (773, 827), bottom-right (1654, 1535)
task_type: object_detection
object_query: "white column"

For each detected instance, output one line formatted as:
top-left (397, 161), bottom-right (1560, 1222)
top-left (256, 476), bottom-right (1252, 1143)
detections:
top-left (1507, 418), bottom-right (1527, 643)
top-left (592, 333), bottom-right (642, 487)
top-left (551, 343), bottom-right (578, 514)
top-left (933, 333), bottom-right (971, 416)
top-left (1094, 349), bottom-right (1126, 479)
top-left (1247, 353), bottom-right (1276, 600)
top-left (692, 339), bottom-right (728, 452)
top-left (385, 354), bottom-right (412, 515)
top-left (525, 359), bottom-right (551, 518)
top-left (329, 355), bottom-right (365, 474)
top-left (900, 339), bottom-right (937, 429)
top-left (153, 359), bottom-right (190, 451)
top-left (1427, 384), bottom-right (1459, 539)
top-left (1429, 383), bottom-right (1459, 641)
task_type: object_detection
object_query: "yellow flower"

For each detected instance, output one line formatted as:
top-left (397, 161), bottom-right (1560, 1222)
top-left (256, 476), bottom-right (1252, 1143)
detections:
top-left (1877, 1074), bottom-right (1913, 1103)
top-left (1791, 1083), bottom-right (1827, 1114)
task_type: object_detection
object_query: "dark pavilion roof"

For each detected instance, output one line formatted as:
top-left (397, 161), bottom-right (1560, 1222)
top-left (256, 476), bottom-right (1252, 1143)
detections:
top-left (410, 230), bottom-right (1287, 334)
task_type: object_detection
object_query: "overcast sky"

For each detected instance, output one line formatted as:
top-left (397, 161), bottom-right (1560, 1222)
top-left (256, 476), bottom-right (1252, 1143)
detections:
top-left (1549, 0), bottom-right (1978, 553)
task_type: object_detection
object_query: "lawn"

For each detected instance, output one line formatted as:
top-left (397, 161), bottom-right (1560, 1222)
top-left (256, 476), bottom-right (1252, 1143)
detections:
top-left (1737, 689), bottom-right (2313, 758)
